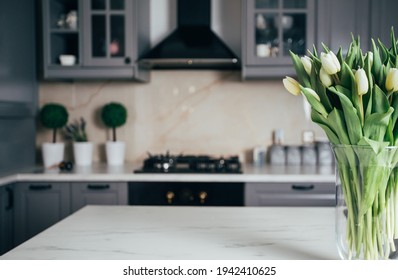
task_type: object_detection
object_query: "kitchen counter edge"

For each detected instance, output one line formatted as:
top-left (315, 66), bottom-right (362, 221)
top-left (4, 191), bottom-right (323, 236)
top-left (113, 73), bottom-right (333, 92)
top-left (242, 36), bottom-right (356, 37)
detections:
top-left (0, 163), bottom-right (335, 187)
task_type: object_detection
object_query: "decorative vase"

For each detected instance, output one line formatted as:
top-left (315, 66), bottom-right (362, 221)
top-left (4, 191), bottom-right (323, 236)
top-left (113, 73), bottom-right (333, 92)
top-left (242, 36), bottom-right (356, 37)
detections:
top-left (42, 142), bottom-right (64, 168)
top-left (332, 145), bottom-right (398, 260)
top-left (73, 142), bottom-right (93, 166)
top-left (105, 141), bottom-right (125, 166)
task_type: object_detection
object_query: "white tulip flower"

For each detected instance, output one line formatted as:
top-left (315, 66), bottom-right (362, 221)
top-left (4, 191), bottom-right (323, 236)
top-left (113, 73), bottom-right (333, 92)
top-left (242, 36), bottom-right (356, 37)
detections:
top-left (300, 55), bottom-right (312, 75)
top-left (355, 68), bottom-right (369, 96)
top-left (321, 51), bottom-right (341, 75)
top-left (283, 76), bottom-right (301, 96)
top-left (386, 68), bottom-right (398, 92)
top-left (320, 67), bottom-right (333, 87)
top-left (303, 87), bottom-right (321, 102)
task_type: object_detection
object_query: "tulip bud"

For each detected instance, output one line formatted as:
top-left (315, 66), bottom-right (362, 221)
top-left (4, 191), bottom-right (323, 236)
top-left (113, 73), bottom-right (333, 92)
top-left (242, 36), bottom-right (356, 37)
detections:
top-left (303, 87), bottom-right (321, 102)
top-left (367, 52), bottom-right (373, 67)
top-left (300, 55), bottom-right (312, 75)
top-left (321, 51), bottom-right (341, 75)
top-left (355, 68), bottom-right (369, 96)
top-left (320, 67), bottom-right (333, 87)
top-left (283, 76), bottom-right (301, 96)
top-left (386, 68), bottom-right (398, 92)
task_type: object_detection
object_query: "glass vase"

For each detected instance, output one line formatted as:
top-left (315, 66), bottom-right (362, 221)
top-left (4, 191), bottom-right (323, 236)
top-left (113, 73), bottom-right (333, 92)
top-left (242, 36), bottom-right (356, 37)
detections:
top-left (332, 145), bottom-right (398, 260)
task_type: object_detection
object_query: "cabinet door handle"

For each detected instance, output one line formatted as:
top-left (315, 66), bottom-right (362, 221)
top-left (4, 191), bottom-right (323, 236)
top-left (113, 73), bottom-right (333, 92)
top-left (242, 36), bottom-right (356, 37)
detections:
top-left (124, 57), bottom-right (131, 64)
top-left (291, 184), bottom-right (314, 191)
top-left (29, 184), bottom-right (52, 190)
top-left (87, 184), bottom-right (110, 190)
top-left (5, 187), bottom-right (13, 210)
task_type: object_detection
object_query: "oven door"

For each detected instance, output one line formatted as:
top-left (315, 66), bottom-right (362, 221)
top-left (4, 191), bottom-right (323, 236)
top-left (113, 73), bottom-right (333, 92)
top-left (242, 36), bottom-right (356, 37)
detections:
top-left (129, 182), bottom-right (244, 206)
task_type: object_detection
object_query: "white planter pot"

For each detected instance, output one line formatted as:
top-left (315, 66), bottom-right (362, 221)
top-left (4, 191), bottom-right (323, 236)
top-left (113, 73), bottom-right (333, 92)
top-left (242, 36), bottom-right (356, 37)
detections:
top-left (42, 142), bottom-right (65, 168)
top-left (105, 141), bottom-right (125, 166)
top-left (73, 142), bottom-right (94, 166)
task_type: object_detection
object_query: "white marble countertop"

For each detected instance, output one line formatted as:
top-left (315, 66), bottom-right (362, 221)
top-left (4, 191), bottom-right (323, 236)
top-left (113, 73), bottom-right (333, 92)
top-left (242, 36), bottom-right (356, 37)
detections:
top-left (0, 163), bottom-right (335, 187)
top-left (0, 205), bottom-right (339, 260)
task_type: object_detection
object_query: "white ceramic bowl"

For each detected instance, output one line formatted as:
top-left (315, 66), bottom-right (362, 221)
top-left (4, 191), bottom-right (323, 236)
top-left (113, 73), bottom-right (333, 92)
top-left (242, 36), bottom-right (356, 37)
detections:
top-left (59, 54), bottom-right (76, 66)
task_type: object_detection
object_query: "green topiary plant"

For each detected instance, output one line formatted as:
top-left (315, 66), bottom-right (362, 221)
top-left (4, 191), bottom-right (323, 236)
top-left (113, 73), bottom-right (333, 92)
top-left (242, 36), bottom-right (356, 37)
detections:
top-left (101, 102), bottom-right (127, 142)
top-left (39, 103), bottom-right (69, 143)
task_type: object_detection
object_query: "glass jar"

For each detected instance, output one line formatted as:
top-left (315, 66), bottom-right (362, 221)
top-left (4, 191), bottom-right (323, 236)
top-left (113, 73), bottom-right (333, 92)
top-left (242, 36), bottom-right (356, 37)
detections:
top-left (332, 145), bottom-right (398, 260)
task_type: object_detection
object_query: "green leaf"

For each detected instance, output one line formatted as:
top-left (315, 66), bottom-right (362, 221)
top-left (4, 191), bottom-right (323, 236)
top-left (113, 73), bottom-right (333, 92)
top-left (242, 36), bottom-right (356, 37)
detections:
top-left (316, 77), bottom-right (333, 113)
top-left (310, 110), bottom-right (340, 144)
top-left (327, 108), bottom-right (351, 144)
top-left (371, 39), bottom-right (383, 82)
top-left (329, 86), bottom-right (363, 144)
top-left (321, 42), bottom-right (330, 53)
top-left (339, 61), bottom-right (355, 89)
top-left (391, 26), bottom-right (397, 56)
top-left (345, 42), bottom-right (357, 69)
top-left (372, 85), bottom-right (389, 114)
top-left (289, 51), bottom-right (311, 87)
top-left (363, 54), bottom-right (373, 119)
top-left (363, 107), bottom-right (394, 141)
top-left (300, 86), bottom-right (328, 118)
top-left (390, 93), bottom-right (398, 130)
top-left (357, 137), bottom-right (390, 155)
top-left (378, 39), bottom-right (390, 64)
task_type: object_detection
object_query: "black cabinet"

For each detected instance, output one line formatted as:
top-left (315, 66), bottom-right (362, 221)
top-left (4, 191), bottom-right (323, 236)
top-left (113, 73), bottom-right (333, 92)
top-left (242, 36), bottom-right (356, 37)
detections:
top-left (242, 0), bottom-right (315, 79)
top-left (13, 182), bottom-right (71, 246)
top-left (0, 185), bottom-right (14, 255)
top-left (41, 0), bottom-right (150, 81)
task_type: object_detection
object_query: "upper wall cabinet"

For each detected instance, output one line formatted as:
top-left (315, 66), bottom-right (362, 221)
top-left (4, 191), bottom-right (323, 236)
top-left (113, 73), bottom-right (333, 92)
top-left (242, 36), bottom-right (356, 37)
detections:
top-left (242, 0), bottom-right (315, 79)
top-left (40, 0), bottom-right (150, 81)
top-left (316, 0), bottom-right (370, 54)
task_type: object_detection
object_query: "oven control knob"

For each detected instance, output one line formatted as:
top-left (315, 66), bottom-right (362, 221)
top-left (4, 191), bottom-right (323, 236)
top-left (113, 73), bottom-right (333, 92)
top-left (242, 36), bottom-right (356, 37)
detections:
top-left (166, 191), bottom-right (175, 204)
top-left (198, 191), bottom-right (208, 204)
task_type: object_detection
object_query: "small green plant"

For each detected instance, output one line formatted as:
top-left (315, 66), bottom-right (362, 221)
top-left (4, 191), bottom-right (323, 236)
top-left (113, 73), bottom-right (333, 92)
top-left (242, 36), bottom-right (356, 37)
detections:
top-left (39, 103), bottom-right (68, 143)
top-left (64, 118), bottom-right (88, 142)
top-left (101, 102), bottom-right (127, 142)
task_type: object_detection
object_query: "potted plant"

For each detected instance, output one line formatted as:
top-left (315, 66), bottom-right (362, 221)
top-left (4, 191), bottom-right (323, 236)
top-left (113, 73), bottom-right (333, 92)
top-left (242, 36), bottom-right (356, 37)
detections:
top-left (39, 103), bottom-right (68, 168)
top-left (101, 102), bottom-right (127, 165)
top-left (65, 118), bottom-right (93, 166)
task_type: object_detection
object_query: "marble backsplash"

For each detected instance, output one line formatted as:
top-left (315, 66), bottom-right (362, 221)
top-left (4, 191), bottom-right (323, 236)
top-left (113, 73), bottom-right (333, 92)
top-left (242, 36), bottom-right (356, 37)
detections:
top-left (37, 70), bottom-right (324, 164)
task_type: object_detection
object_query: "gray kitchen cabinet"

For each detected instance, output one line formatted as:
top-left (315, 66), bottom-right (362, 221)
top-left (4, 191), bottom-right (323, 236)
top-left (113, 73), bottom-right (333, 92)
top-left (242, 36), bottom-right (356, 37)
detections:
top-left (71, 182), bottom-right (128, 212)
top-left (317, 0), bottom-right (371, 53)
top-left (41, 0), bottom-right (150, 81)
top-left (0, 0), bottom-right (37, 173)
top-left (245, 182), bottom-right (335, 206)
top-left (0, 185), bottom-right (14, 255)
top-left (13, 182), bottom-right (71, 246)
top-left (369, 0), bottom-right (398, 46)
top-left (242, 0), bottom-right (315, 79)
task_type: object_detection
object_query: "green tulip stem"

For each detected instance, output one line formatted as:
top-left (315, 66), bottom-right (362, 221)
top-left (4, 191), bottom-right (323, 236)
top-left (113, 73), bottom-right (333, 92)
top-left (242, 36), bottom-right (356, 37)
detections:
top-left (333, 74), bottom-right (341, 85)
top-left (359, 94), bottom-right (364, 126)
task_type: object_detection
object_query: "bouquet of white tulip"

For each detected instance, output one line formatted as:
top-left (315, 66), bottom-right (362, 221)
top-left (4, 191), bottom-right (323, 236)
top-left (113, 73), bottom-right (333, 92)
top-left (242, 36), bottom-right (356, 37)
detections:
top-left (284, 28), bottom-right (398, 259)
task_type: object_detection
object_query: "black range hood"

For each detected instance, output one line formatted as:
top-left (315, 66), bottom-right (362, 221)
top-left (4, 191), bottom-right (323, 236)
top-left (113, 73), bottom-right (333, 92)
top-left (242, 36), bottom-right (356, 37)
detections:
top-left (139, 0), bottom-right (240, 69)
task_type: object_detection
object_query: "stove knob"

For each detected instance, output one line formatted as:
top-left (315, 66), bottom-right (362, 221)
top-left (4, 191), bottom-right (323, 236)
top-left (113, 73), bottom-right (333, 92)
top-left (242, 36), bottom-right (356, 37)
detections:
top-left (198, 191), bottom-right (208, 204)
top-left (166, 191), bottom-right (175, 204)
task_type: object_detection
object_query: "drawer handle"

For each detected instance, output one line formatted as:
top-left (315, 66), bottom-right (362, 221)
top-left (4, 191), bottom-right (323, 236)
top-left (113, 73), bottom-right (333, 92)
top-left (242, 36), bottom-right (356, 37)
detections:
top-left (29, 184), bottom-right (52, 190)
top-left (87, 184), bottom-right (110, 190)
top-left (292, 184), bottom-right (314, 191)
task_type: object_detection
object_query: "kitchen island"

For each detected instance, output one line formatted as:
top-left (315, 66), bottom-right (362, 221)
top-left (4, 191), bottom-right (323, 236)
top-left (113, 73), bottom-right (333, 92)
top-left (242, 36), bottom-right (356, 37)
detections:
top-left (1, 206), bottom-right (339, 260)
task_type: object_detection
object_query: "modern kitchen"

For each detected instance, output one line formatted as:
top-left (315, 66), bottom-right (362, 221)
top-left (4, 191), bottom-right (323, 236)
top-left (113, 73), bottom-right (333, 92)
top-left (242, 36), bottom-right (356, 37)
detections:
top-left (1, 0), bottom-right (398, 271)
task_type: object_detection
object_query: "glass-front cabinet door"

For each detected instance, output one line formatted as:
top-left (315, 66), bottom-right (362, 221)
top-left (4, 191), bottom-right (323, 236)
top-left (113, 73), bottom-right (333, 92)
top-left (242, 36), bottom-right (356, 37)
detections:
top-left (245, 0), bottom-right (314, 66)
top-left (83, 0), bottom-right (133, 66)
